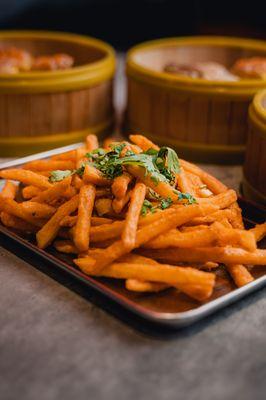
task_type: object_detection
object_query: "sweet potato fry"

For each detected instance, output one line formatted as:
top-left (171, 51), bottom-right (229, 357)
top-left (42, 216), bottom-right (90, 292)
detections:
top-left (90, 221), bottom-right (124, 242)
top-left (0, 169), bottom-right (52, 189)
top-left (95, 198), bottom-right (113, 216)
top-left (51, 150), bottom-right (76, 161)
top-left (0, 211), bottom-right (38, 233)
top-left (0, 180), bottom-right (18, 199)
top-left (125, 279), bottom-right (170, 293)
top-left (36, 195), bottom-right (79, 249)
top-left (144, 228), bottom-right (216, 249)
top-left (83, 164), bottom-right (111, 186)
top-left (86, 134), bottom-right (99, 151)
top-left (122, 183), bottom-right (146, 248)
top-left (127, 165), bottom-right (179, 202)
top-left (84, 203), bottom-right (217, 271)
top-left (198, 189), bottom-right (237, 209)
top-left (21, 202), bottom-right (56, 219)
top-left (249, 223), bottom-right (266, 242)
top-left (0, 197), bottom-right (43, 226)
top-left (73, 184), bottom-right (96, 252)
top-left (129, 134), bottom-right (159, 151)
top-left (74, 260), bottom-right (216, 301)
top-left (22, 185), bottom-right (42, 199)
top-left (54, 240), bottom-right (78, 254)
top-left (111, 173), bottom-right (132, 200)
top-left (187, 209), bottom-right (235, 226)
top-left (23, 160), bottom-right (75, 171)
top-left (31, 176), bottom-right (72, 204)
top-left (140, 247), bottom-right (266, 266)
top-left (210, 221), bottom-right (257, 251)
top-left (180, 159), bottom-right (227, 194)
top-left (112, 190), bottom-right (132, 214)
top-left (226, 264), bottom-right (254, 287)
top-left (176, 168), bottom-right (195, 195)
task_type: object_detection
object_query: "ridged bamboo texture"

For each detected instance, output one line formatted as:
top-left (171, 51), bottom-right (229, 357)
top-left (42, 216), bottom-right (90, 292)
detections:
top-left (0, 81), bottom-right (113, 138)
top-left (127, 78), bottom-right (249, 146)
top-left (244, 119), bottom-right (266, 197)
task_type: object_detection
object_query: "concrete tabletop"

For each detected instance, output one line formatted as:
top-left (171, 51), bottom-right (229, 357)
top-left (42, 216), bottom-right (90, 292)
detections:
top-left (1, 58), bottom-right (266, 399)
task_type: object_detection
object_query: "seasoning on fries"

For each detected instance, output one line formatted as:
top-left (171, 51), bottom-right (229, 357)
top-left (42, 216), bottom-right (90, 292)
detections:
top-left (0, 134), bottom-right (265, 301)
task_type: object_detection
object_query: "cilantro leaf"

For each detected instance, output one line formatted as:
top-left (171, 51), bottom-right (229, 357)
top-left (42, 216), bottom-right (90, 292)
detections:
top-left (141, 199), bottom-right (156, 216)
top-left (173, 189), bottom-right (197, 205)
top-left (49, 170), bottom-right (73, 183)
top-left (160, 197), bottom-right (173, 210)
top-left (157, 147), bottom-right (180, 175)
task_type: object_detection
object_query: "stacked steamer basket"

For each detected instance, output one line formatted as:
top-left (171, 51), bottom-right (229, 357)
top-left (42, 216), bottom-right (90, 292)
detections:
top-left (125, 36), bottom-right (266, 164)
top-left (243, 89), bottom-right (266, 206)
top-left (0, 31), bottom-right (115, 156)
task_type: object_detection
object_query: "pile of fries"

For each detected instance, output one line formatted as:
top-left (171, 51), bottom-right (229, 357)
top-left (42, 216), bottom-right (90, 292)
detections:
top-left (0, 134), bottom-right (265, 302)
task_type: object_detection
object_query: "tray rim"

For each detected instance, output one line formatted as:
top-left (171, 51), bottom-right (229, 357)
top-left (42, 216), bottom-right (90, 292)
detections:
top-left (0, 144), bottom-right (266, 328)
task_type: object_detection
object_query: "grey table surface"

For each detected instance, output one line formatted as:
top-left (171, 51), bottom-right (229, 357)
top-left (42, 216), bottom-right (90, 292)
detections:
top-left (1, 58), bottom-right (266, 400)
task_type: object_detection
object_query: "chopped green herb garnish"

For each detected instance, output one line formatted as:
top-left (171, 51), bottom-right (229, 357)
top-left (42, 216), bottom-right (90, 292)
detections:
top-left (49, 170), bottom-right (73, 183)
top-left (173, 189), bottom-right (196, 205)
top-left (141, 199), bottom-right (156, 216)
top-left (160, 197), bottom-right (173, 210)
top-left (141, 196), bottom-right (173, 216)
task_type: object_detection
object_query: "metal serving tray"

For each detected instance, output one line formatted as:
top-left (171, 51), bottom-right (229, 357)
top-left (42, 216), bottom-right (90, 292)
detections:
top-left (0, 145), bottom-right (266, 330)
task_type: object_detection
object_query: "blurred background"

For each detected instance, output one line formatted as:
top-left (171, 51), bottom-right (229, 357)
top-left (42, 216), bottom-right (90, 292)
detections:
top-left (0, 0), bottom-right (265, 50)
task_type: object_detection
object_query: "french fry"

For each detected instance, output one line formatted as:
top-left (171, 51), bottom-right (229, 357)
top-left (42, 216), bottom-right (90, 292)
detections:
top-left (83, 164), bottom-right (111, 186)
top-left (31, 176), bottom-right (72, 204)
top-left (103, 137), bottom-right (115, 149)
top-left (0, 180), bottom-right (18, 199)
top-left (96, 188), bottom-right (111, 198)
top-left (22, 185), bottom-right (42, 199)
top-left (60, 215), bottom-right (113, 228)
top-left (140, 247), bottom-right (266, 266)
top-left (198, 189), bottom-right (237, 209)
top-left (229, 202), bottom-right (244, 229)
top-left (250, 223), bottom-right (266, 242)
top-left (21, 202), bottom-right (56, 219)
top-left (95, 198), bottom-right (113, 216)
top-left (51, 150), bottom-right (76, 161)
top-left (112, 190), bottom-right (132, 214)
top-left (226, 264), bottom-right (254, 287)
top-left (73, 184), bottom-right (96, 252)
top-left (90, 221), bottom-right (124, 242)
top-left (74, 260), bottom-right (216, 301)
top-left (127, 165), bottom-right (179, 202)
top-left (176, 168), bottom-right (195, 195)
top-left (72, 174), bottom-right (83, 189)
top-left (0, 197), bottom-right (43, 226)
top-left (23, 160), bottom-right (75, 171)
top-left (1, 133), bottom-right (265, 303)
top-left (36, 195), bottom-right (79, 249)
top-left (187, 209), bottom-right (236, 226)
top-left (83, 203), bottom-right (218, 271)
top-left (144, 228), bottom-right (216, 249)
top-left (86, 134), bottom-right (99, 151)
top-left (122, 183), bottom-right (146, 248)
top-left (125, 279), bottom-right (170, 293)
top-left (75, 147), bottom-right (88, 169)
top-left (180, 159), bottom-right (227, 194)
top-left (0, 211), bottom-right (38, 233)
top-left (129, 134), bottom-right (159, 151)
top-left (54, 240), bottom-right (78, 254)
top-left (0, 169), bottom-right (52, 189)
top-left (111, 173), bottom-right (132, 200)
top-left (210, 221), bottom-right (257, 251)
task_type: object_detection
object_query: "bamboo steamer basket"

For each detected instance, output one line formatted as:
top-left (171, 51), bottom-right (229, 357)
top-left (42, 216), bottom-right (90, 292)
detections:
top-left (0, 31), bottom-right (115, 156)
top-left (125, 36), bottom-right (266, 164)
top-left (242, 90), bottom-right (266, 206)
